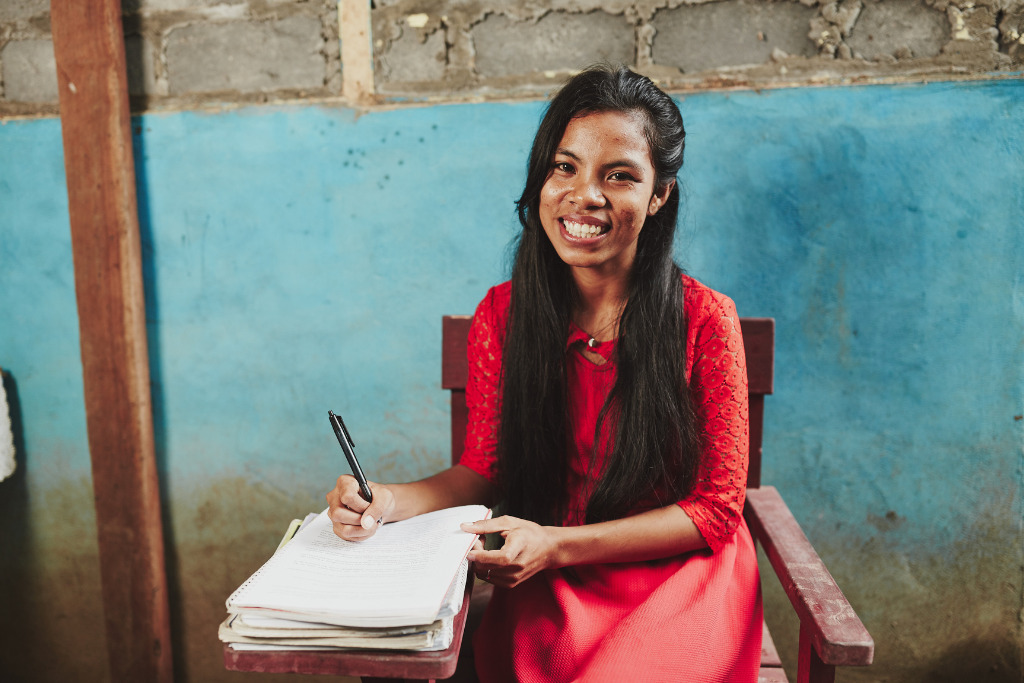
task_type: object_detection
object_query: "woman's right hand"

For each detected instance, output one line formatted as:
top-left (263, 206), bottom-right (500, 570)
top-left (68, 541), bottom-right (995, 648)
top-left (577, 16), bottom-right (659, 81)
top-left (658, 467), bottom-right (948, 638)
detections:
top-left (326, 474), bottom-right (396, 542)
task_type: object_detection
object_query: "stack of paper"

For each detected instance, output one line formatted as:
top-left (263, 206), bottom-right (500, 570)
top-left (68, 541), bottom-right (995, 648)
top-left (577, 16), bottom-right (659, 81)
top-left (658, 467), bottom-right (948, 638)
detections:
top-left (220, 505), bottom-right (488, 652)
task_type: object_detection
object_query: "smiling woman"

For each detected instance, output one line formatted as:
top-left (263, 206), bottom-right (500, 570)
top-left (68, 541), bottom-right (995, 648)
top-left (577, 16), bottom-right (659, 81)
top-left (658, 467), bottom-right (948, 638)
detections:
top-left (539, 110), bottom-right (673, 282)
top-left (326, 64), bottom-right (762, 682)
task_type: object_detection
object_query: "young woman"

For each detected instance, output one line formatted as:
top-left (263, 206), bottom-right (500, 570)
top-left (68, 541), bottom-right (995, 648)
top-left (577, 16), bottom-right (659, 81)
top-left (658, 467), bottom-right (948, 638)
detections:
top-left (326, 65), bottom-right (762, 682)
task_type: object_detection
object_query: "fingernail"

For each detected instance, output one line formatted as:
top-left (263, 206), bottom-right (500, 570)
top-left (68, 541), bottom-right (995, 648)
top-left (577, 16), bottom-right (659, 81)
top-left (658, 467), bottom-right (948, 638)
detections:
top-left (361, 515), bottom-right (374, 529)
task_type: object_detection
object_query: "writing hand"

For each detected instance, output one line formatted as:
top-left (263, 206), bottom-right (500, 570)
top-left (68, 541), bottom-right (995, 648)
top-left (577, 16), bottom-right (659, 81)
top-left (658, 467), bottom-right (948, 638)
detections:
top-left (461, 515), bottom-right (561, 588)
top-left (326, 474), bottom-right (395, 541)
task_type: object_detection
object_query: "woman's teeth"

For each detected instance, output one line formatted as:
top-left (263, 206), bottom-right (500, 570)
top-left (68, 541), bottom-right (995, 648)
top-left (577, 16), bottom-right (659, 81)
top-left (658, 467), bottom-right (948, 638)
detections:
top-left (563, 220), bottom-right (605, 238)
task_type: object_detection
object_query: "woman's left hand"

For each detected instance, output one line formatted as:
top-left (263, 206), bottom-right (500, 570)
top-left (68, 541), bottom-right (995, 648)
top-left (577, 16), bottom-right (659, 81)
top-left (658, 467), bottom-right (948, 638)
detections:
top-left (461, 515), bottom-right (562, 588)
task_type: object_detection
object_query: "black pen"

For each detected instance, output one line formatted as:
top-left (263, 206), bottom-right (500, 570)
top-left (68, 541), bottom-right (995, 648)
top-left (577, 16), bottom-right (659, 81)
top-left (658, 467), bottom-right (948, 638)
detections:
top-left (329, 409), bottom-right (373, 503)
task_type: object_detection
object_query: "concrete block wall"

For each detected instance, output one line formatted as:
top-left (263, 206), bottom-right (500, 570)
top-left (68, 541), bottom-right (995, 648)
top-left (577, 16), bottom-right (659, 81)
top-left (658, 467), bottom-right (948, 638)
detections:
top-left (371, 0), bottom-right (1023, 96)
top-left (1, 0), bottom-right (1022, 116)
top-left (0, 0), bottom-right (340, 116)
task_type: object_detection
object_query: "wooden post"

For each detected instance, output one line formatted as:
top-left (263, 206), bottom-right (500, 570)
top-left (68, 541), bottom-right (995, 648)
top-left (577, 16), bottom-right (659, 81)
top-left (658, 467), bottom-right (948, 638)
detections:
top-left (339, 0), bottom-right (375, 103)
top-left (798, 622), bottom-right (836, 683)
top-left (50, 1), bottom-right (173, 681)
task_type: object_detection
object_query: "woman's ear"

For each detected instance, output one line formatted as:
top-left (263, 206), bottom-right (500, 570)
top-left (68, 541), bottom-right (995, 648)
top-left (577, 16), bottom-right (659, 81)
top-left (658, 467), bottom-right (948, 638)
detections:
top-left (648, 180), bottom-right (675, 216)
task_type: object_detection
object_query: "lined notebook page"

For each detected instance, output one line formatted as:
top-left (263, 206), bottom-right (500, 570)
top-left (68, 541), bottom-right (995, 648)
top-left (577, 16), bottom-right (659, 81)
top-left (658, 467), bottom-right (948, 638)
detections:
top-left (227, 504), bottom-right (488, 627)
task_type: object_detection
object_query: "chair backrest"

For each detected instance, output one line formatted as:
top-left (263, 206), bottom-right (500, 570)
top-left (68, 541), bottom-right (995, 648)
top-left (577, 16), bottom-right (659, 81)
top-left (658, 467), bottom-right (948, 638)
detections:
top-left (442, 316), bottom-right (774, 488)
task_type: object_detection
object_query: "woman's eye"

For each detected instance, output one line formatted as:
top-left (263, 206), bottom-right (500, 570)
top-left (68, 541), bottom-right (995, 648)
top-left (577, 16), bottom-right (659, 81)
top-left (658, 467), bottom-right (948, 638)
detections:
top-left (554, 162), bottom-right (574, 173)
top-left (609, 172), bottom-right (636, 182)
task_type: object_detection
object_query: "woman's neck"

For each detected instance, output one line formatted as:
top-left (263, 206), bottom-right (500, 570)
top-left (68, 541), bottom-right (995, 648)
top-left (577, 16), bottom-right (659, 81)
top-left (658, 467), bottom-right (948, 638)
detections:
top-left (571, 267), bottom-right (630, 342)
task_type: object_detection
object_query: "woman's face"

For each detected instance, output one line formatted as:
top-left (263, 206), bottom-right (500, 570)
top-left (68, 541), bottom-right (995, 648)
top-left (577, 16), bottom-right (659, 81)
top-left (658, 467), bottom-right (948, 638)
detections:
top-left (538, 110), bottom-right (672, 282)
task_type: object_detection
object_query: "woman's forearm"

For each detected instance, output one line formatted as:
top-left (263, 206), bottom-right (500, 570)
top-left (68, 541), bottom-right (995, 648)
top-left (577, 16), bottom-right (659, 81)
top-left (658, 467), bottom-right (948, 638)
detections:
top-left (388, 464), bottom-right (496, 521)
top-left (550, 504), bottom-right (708, 567)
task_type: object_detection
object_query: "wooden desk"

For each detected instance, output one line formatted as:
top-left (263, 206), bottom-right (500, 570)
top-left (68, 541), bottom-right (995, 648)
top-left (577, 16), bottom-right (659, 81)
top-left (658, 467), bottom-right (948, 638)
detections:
top-left (223, 572), bottom-right (474, 682)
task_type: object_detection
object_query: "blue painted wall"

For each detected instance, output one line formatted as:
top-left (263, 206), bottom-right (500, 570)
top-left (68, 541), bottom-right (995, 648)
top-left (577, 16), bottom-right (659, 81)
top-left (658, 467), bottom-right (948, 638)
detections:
top-left (1, 79), bottom-right (1021, 681)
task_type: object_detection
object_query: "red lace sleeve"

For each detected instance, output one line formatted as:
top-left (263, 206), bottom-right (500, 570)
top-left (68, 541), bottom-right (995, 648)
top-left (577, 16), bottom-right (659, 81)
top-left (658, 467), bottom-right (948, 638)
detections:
top-left (678, 286), bottom-right (750, 552)
top-left (456, 284), bottom-right (510, 483)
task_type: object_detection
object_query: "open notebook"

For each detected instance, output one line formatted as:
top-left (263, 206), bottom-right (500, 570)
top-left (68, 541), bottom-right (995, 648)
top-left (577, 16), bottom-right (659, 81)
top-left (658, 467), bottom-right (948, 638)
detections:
top-left (222, 504), bottom-right (489, 651)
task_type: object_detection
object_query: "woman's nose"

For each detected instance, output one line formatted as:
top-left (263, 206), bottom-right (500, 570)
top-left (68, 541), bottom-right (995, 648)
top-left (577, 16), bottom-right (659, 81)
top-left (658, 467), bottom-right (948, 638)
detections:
top-left (569, 176), bottom-right (605, 207)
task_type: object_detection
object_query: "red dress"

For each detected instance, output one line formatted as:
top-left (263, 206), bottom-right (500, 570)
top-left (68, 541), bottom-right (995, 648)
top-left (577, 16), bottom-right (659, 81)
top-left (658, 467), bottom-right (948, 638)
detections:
top-left (459, 276), bottom-right (763, 683)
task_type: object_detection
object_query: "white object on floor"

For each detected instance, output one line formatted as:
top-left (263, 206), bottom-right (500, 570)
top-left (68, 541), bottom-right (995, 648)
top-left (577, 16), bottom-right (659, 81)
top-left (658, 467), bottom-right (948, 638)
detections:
top-left (0, 375), bottom-right (15, 482)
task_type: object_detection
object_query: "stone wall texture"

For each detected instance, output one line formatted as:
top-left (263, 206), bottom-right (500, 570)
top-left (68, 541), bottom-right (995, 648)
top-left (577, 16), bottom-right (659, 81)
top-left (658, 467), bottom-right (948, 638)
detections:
top-left (1, 0), bottom-right (1022, 115)
top-left (369, 0), bottom-right (1022, 96)
top-left (0, 0), bottom-right (341, 116)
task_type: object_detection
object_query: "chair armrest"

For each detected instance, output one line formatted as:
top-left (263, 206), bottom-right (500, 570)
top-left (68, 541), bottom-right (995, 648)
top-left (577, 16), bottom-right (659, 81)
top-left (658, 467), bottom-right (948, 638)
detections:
top-left (744, 486), bottom-right (874, 667)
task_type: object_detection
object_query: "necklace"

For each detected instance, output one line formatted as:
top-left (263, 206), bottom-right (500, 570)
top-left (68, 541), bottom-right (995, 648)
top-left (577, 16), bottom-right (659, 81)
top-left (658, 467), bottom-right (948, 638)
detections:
top-left (577, 317), bottom-right (618, 348)
top-left (575, 299), bottom-right (626, 349)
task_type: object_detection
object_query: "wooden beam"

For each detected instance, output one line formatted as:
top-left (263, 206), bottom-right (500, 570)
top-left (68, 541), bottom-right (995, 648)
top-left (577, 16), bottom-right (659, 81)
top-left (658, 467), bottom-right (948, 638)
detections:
top-left (339, 0), bottom-right (375, 103)
top-left (50, 1), bottom-right (173, 681)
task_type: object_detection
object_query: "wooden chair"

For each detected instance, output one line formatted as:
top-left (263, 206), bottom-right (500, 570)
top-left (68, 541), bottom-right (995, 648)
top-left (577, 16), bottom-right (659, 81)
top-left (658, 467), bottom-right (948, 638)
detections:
top-left (224, 315), bottom-right (874, 682)
top-left (440, 315), bottom-right (873, 683)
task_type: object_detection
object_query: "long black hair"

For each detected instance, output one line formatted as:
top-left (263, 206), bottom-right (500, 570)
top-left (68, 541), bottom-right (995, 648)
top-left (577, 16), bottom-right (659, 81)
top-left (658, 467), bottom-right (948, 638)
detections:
top-left (498, 65), bottom-right (701, 526)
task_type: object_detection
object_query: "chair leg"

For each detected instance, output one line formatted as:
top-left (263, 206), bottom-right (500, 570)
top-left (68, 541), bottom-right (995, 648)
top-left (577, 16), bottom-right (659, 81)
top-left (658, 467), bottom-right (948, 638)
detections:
top-left (797, 623), bottom-right (836, 683)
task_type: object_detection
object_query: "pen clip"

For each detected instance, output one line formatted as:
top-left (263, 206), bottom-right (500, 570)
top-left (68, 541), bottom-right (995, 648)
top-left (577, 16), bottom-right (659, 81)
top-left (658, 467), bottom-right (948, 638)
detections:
top-left (331, 409), bottom-right (355, 448)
